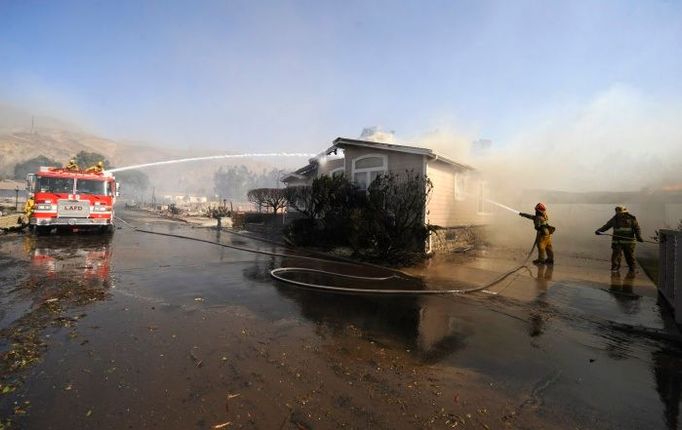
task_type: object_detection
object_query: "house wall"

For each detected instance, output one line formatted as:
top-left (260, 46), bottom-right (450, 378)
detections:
top-left (426, 159), bottom-right (489, 228)
top-left (341, 146), bottom-right (426, 178)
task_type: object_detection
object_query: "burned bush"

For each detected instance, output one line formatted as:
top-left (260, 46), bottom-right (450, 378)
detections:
top-left (284, 175), bottom-right (363, 246)
top-left (359, 171), bottom-right (433, 262)
top-left (284, 171), bottom-right (433, 264)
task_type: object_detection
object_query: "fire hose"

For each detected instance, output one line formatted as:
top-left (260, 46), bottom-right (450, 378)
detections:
top-left (115, 216), bottom-right (534, 295)
top-left (595, 232), bottom-right (658, 245)
top-left (114, 216), bottom-right (682, 344)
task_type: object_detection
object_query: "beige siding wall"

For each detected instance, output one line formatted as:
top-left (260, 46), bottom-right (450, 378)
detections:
top-left (342, 147), bottom-right (426, 178)
top-left (426, 159), bottom-right (489, 227)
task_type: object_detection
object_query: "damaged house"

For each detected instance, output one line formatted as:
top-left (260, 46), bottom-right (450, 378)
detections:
top-left (282, 136), bottom-right (491, 253)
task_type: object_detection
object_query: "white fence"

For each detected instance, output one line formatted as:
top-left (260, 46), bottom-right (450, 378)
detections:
top-left (659, 230), bottom-right (682, 324)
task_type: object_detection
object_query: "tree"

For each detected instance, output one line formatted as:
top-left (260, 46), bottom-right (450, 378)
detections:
top-left (247, 188), bottom-right (268, 212)
top-left (214, 165), bottom-right (253, 201)
top-left (13, 155), bottom-right (61, 179)
top-left (247, 188), bottom-right (288, 214)
top-left (283, 175), bottom-right (364, 247)
top-left (285, 175), bottom-right (357, 221)
top-left (116, 170), bottom-right (150, 197)
top-left (73, 151), bottom-right (111, 169)
top-left (214, 165), bottom-right (287, 201)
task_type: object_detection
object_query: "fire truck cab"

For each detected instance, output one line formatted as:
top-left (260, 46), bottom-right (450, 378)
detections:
top-left (26, 167), bottom-right (118, 234)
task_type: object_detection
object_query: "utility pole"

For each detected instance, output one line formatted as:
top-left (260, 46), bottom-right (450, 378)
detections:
top-left (15, 186), bottom-right (19, 210)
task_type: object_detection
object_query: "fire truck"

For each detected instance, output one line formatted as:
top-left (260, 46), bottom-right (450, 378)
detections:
top-left (25, 166), bottom-right (118, 234)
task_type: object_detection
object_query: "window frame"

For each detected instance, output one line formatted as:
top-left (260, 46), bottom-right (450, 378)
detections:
top-left (351, 154), bottom-right (388, 190)
top-left (476, 180), bottom-right (492, 215)
top-left (76, 178), bottom-right (106, 195)
top-left (454, 171), bottom-right (467, 201)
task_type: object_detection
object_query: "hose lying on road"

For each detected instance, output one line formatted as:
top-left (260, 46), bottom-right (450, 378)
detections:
top-left (116, 216), bottom-right (535, 295)
top-left (270, 262), bottom-right (532, 295)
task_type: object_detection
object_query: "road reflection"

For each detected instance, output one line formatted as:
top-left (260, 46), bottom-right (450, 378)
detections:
top-left (254, 256), bottom-right (470, 362)
top-left (0, 234), bottom-right (114, 379)
top-left (24, 234), bottom-right (112, 286)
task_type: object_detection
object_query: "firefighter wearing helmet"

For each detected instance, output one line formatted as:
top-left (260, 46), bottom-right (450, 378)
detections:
top-left (65, 159), bottom-right (80, 171)
top-left (86, 161), bottom-right (105, 174)
top-left (595, 206), bottom-right (643, 273)
top-left (520, 202), bottom-right (556, 265)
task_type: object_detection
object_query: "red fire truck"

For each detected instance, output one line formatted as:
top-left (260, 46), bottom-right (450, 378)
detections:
top-left (26, 167), bottom-right (118, 234)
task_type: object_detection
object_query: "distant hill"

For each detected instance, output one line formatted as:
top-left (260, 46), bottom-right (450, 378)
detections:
top-left (0, 105), bottom-right (282, 196)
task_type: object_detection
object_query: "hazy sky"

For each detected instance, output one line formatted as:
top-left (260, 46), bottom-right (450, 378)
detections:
top-left (1, 0), bottom-right (681, 154)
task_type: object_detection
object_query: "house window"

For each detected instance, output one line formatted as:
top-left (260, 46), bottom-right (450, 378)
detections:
top-left (477, 181), bottom-right (491, 214)
top-left (454, 172), bottom-right (466, 201)
top-left (330, 167), bottom-right (345, 177)
top-left (352, 154), bottom-right (387, 189)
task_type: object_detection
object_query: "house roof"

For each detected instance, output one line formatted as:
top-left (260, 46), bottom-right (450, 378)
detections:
top-left (331, 137), bottom-right (475, 171)
top-left (280, 173), bottom-right (305, 182)
top-left (282, 136), bottom-right (476, 183)
top-left (281, 161), bottom-right (318, 182)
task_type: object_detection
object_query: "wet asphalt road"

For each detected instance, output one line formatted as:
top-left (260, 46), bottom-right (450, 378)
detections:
top-left (1, 211), bottom-right (682, 429)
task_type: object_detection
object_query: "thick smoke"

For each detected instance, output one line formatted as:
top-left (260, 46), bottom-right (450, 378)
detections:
top-left (480, 85), bottom-right (682, 194)
top-left (405, 85), bottom-right (682, 257)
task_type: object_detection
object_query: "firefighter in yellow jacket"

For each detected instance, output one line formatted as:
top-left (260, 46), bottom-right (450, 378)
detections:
top-left (65, 159), bottom-right (80, 171)
top-left (86, 161), bottom-right (104, 174)
top-left (21, 196), bottom-right (35, 225)
top-left (595, 206), bottom-right (643, 272)
top-left (520, 202), bottom-right (555, 265)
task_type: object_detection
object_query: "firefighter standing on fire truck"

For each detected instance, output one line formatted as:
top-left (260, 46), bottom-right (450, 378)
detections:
top-left (520, 203), bottom-right (556, 265)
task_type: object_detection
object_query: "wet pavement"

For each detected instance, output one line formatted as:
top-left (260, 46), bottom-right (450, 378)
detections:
top-left (1, 210), bottom-right (681, 429)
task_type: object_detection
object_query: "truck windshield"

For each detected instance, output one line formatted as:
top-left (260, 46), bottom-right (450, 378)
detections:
top-left (36, 176), bottom-right (74, 193)
top-left (76, 179), bottom-right (106, 195)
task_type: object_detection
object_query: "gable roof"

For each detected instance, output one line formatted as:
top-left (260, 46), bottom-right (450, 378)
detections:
top-left (332, 137), bottom-right (475, 171)
top-left (281, 160), bottom-right (319, 182)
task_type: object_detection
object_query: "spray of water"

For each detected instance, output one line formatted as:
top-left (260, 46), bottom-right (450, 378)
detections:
top-left (107, 153), bottom-right (318, 174)
top-left (485, 198), bottom-right (521, 215)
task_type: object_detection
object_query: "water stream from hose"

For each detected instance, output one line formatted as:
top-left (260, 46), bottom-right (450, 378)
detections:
top-left (107, 152), bottom-right (317, 173)
top-left (485, 198), bottom-right (521, 214)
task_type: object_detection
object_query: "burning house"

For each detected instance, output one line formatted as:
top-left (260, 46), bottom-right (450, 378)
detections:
top-left (282, 136), bottom-right (491, 253)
